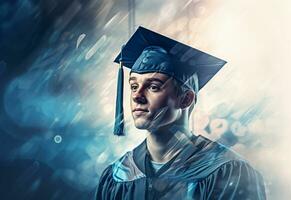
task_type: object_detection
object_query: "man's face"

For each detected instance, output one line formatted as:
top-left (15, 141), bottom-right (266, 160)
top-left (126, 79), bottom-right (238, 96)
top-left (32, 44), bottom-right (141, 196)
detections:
top-left (129, 72), bottom-right (182, 130)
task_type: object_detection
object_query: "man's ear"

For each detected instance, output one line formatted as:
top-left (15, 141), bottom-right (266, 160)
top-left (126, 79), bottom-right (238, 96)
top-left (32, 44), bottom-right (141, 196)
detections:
top-left (180, 90), bottom-right (195, 109)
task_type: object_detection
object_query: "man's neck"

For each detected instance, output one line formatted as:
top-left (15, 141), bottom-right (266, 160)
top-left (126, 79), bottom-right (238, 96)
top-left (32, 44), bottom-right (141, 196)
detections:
top-left (146, 123), bottom-right (192, 163)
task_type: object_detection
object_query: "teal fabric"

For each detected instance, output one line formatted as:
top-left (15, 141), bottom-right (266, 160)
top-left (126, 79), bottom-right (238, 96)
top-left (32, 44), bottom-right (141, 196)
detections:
top-left (96, 135), bottom-right (266, 200)
top-left (150, 160), bottom-right (165, 172)
top-left (113, 66), bottom-right (125, 136)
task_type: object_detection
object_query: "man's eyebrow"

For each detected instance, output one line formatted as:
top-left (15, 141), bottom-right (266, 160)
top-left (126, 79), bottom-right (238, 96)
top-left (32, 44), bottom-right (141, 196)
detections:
top-left (145, 78), bottom-right (165, 84)
top-left (129, 77), bottom-right (137, 82)
top-left (128, 76), bottom-right (169, 84)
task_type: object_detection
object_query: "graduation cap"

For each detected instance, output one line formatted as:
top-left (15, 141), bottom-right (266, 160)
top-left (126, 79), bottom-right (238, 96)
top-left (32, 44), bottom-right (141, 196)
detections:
top-left (113, 26), bottom-right (227, 136)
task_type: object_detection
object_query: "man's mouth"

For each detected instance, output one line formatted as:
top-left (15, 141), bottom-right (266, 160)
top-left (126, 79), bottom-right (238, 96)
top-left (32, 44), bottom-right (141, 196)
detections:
top-left (132, 108), bottom-right (149, 115)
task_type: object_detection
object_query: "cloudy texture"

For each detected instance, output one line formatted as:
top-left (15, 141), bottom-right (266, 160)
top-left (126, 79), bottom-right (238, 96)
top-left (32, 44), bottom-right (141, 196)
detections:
top-left (0, 0), bottom-right (290, 199)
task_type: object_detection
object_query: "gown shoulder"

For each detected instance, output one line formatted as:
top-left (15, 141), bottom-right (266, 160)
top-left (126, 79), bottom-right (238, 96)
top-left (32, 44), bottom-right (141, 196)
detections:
top-left (195, 159), bottom-right (266, 200)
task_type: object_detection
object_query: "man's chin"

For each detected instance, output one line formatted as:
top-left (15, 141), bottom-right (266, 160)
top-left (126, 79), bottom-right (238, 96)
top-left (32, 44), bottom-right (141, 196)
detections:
top-left (133, 120), bottom-right (163, 131)
top-left (134, 123), bottom-right (149, 130)
top-left (133, 119), bottom-right (151, 130)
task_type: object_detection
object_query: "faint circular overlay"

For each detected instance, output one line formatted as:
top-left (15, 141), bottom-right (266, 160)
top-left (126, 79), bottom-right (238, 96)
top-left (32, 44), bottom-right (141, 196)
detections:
top-left (54, 135), bottom-right (62, 143)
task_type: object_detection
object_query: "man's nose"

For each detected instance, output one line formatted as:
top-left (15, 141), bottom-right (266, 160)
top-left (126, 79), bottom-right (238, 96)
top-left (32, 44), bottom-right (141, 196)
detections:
top-left (132, 88), bottom-right (147, 104)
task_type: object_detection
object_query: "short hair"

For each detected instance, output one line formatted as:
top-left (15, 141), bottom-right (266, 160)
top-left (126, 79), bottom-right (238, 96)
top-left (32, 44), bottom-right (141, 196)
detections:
top-left (172, 73), bottom-right (199, 116)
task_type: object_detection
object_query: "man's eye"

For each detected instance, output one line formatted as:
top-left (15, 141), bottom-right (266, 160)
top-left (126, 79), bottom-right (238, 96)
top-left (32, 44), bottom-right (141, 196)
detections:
top-left (149, 84), bottom-right (160, 92)
top-left (130, 85), bottom-right (138, 91)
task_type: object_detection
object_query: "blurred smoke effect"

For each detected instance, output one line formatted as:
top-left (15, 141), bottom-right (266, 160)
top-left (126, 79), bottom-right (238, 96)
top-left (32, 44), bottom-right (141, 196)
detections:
top-left (0, 0), bottom-right (290, 199)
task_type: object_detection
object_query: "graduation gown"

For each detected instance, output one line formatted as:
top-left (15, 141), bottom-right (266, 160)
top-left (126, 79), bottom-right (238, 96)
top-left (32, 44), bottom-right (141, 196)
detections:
top-left (96, 135), bottom-right (266, 200)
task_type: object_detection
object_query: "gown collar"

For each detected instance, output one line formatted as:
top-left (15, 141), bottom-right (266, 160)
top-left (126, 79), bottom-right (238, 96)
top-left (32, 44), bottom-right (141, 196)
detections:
top-left (133, 132), bottom-right (208, 177)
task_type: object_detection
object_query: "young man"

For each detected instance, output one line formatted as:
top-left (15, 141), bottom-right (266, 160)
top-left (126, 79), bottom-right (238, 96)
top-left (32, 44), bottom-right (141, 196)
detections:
top-left (96, 27), bottom-right (266, 200)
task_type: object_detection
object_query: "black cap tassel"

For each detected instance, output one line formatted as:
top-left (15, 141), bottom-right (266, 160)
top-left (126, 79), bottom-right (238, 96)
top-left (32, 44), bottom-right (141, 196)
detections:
top-left (113, 60), bottom-right (125, 136)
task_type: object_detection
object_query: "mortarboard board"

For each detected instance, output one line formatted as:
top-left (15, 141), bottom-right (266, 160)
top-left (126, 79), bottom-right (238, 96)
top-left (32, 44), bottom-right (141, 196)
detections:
top-left (113, 26), bottom-right (227, 136)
